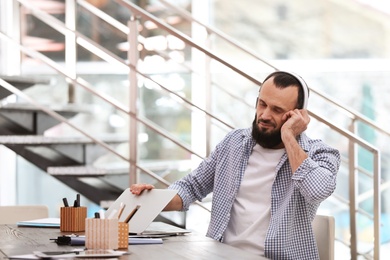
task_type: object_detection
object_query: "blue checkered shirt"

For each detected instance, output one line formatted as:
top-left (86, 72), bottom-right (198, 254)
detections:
top-left (169, 127), bottom-right (340, 259)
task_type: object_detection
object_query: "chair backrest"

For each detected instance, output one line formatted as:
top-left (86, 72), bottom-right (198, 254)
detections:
top-left (312, 214), bottom-right (335, 260)
top-left (0, 205), bottom-right (49, 224)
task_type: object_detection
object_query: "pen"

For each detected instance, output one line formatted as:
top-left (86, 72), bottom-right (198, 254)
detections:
top-left (62, 198), bottom-right (69, 207)
top-left (76, 194), bottom-right (80, 207)
top-left (73, 200), bottom-right (78, 207)
top-left (94, 212), bottom-right (100, 219)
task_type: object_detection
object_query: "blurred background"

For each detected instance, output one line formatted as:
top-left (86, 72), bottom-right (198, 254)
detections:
top-left (1, 0), bottom-right (390, 259)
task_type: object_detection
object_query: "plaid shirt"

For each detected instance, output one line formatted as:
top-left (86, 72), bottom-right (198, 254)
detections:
top-left (169, 127), bottom-right (340, 260)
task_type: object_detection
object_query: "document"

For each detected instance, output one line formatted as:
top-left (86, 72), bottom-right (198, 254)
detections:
top-left (16, 218), bottom-right (60, 228)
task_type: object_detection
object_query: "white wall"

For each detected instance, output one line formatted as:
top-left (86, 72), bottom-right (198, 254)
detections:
top-left (0, 146), bottom-right (16, 205)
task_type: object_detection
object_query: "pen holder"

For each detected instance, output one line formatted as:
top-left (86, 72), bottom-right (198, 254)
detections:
top-left (85, 218), bottom-right (119, 250)
top-left (118, 222), bottom-right (129, 249)
top-left (60, 206), bottom-right (87, 232)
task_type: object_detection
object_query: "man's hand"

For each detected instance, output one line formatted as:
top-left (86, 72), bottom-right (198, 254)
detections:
top-left (130, 183), bottom-right (183, 211)
top-left (130, 183), bottom-right (155, 195)
top-left (281, 109), bottom-right (310, 140)
top-left (281, 109), bottom-right (310, 173)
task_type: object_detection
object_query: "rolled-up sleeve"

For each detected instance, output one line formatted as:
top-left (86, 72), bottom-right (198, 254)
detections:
top-left (292, 141), bottom-right (340, 204)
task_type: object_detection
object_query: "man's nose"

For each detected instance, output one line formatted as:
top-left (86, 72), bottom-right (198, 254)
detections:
top-left (261, 107), bottom-right (272, 120)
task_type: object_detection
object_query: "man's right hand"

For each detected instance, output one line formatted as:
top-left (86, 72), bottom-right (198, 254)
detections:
top-left (130, 183), bottom-right (183, 211)
top-left (130, 183), bottom-right (155, 195)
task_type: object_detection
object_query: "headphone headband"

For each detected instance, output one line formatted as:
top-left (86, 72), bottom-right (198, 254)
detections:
top-left (279, 71), bottom-right (309, 109)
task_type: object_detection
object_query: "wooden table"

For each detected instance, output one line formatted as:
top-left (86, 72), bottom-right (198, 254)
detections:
top-left (0, 224), bottom-right (265, 259)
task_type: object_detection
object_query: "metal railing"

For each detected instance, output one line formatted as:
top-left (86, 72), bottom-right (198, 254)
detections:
top-left (156, 0), bottom-right (390, 139)
top-left (0, 0), bottom-right (384, 258)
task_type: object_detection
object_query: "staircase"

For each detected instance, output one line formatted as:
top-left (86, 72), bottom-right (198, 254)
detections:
top-left (0, 76), bottom-right (129, 203)
top-left (0, 0), bottom-right (388, 259)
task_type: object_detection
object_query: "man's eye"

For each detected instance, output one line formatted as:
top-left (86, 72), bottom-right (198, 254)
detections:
top-left (273, 108), bottom-right (284, 114)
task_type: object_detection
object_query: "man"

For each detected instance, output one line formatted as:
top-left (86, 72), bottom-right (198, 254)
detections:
top-left (131, 71), bottom-right (340, 259)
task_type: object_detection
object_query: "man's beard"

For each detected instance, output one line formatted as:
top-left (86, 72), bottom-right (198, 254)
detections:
top-left (251, 115), bottom-right (282, 149)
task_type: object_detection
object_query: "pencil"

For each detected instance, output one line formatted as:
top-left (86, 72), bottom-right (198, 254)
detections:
top-left (117, 202), bottom-right (126, 220)
top-left (124, 205), bottom-right (141, 223)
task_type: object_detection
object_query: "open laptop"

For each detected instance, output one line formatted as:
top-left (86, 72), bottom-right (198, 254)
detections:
top-left (105, 188), bottom-right (190, 236)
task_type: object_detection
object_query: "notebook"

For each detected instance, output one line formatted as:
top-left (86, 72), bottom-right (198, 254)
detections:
top-left (105, 188), bottom-right (190, 235)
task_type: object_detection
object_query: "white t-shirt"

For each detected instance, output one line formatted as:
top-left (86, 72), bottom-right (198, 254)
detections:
top-left (223, 144), bottom-right (285, 256)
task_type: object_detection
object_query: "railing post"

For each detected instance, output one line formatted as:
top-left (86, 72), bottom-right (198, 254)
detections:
top-left (204, 35), bottom-right (212, 156)
top-left (348, 119), bottom-right (358, 260)
top-left (190, 0), bottom-right (210, 164)
top-left (65, 0), bottom-right (77, 103)
top-left (128, 16), bottom-right (139, 185)
top-left (349, 117), bottom-right (381, 260)
top-left (373, 151), bottom-right (381, 260)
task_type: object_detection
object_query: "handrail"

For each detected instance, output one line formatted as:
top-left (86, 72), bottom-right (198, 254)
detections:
top-left (157, 0), bottom-right (278, 71)
top-left (156, 0), bottom-right (390, 140)
top-left (114, 0), bottom-right (263, 87)
top-left (17, 0), bottom-right (128, 72)
top-left (0, 31), bottom-right (206, 159)
top-left (15, 0), bottom-right (236, 132)
top-left (0, 75), bottom-right (209, 215)
top-left (15, 0), bottom-right (385, 158)
top-left (76, 0), bottom-right (254, 111)
top-left (0, 35), bottom-right (212, 215)
top-left (81, 0), bottom-right (390, 140)
top-left (310, 87), bottom-right (390, 137)
top-left (0, 41), bottom-right (194, 197)
top-left (309, 111), bottom-right (378, 153)
top-left (1, 0), bottom-right (236, 198)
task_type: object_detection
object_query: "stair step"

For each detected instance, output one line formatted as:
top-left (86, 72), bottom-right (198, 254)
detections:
top-left (47, 165), bottom-right (127, 176)
top-left (47, 159), bottom-right (192, 177)
top-left (0, 135), bottom-right (129, 167)
top-left (0, 75), bottom-right (50, 88)
top-left (0, 103), bottom-right (94, 135)
top-left (0, 75), bottom-right (51, 100)
top-left (0, 135), bottom-right (128, 145)
top-left (0, 102), bottom-right (97, 114)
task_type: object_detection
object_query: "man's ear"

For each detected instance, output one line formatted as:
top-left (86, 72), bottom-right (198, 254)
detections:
top-left (255, 97), bottom-right (258, 108)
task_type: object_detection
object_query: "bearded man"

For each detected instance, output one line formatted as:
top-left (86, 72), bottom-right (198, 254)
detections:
top-left (131, 71), bottom-right (340, 260)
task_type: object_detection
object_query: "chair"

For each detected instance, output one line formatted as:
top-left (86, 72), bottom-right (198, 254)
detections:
top-left (312, 214), bottom-right (335, 260)
top-left (0, 205), bottom-right (49, 224)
